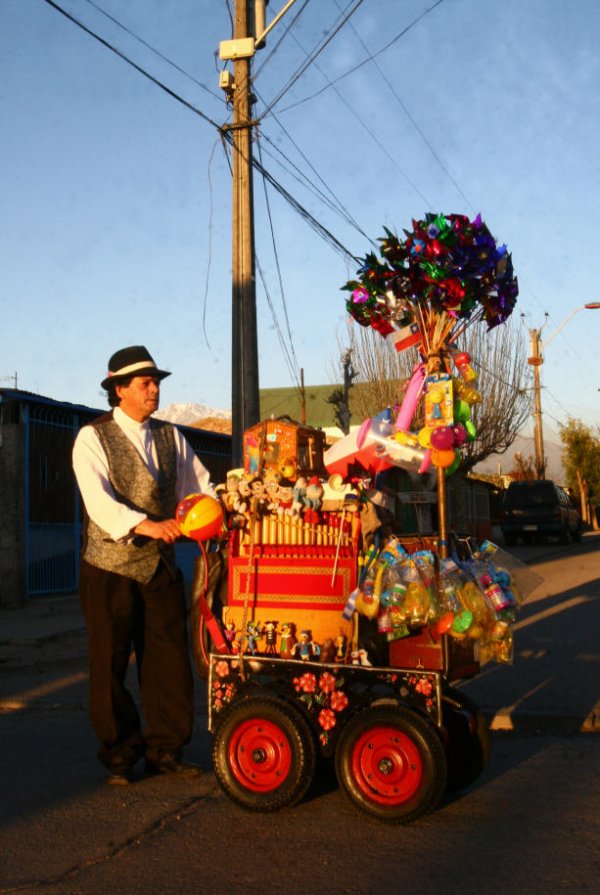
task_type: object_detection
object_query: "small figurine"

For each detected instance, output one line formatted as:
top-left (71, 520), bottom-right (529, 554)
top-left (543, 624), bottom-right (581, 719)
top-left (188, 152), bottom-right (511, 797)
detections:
top-left (350, 648), bottom-right (372, 667)
top-left (224, 620), bottom-right (238, 649)
top-left (320, 637), bottom-right (336, 663)
top-left (223, 474), bottom-right (240, 514)
top-left (303, 476), bottom-right (323, 524)
top-left (245, 621), bottom-right (262, 655)
top-left (276, 478), bottom-right (295, 516)
top-left (279, 622), bottom-right (297, 659)
top-left (293, 630), bottom-right (321, 662)
top-left (249, 476), bottom-right (270, 516)
top-left (292, 476), bottom-right (307, 518)
top-left (335, 631), bottom-right (348, 664)
top-left (262, 620), bottom-right (278, 655)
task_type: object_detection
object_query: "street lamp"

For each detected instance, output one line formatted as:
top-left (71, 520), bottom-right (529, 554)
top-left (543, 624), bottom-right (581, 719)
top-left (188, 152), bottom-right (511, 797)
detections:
top-left (528, 303), bottom-right (600, 478)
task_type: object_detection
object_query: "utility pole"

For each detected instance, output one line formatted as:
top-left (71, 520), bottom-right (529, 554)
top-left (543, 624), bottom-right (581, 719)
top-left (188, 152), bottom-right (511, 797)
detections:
top-left (220, 1), bottom-right (299, 467)
top-left (528, 327), bottom-right (546, 479)
top-left (229, 0), bottom-right (259, 468)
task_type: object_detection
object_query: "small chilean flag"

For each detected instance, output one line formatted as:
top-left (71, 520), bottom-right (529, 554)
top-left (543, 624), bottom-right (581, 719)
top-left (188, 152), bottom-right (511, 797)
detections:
top-left (392, 322), bottom-right (422, 353)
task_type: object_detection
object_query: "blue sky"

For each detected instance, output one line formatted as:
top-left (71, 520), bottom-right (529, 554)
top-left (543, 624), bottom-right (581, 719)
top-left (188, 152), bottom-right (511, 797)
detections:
top-left (2, 0), bottom-right (599, 442)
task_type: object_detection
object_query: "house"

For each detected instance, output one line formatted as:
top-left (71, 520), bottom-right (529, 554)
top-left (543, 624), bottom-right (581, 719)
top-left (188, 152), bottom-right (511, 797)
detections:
top-left (0, 389), bottom-right (231, 608)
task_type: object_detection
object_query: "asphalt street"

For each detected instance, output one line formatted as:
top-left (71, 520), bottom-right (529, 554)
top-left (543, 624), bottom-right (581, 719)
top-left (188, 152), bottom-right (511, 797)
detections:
top-left (0, 532), bottom-right (598, 894)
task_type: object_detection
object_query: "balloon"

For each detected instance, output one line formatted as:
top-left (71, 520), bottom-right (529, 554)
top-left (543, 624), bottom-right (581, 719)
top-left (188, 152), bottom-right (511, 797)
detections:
top-left (453, 423), bottom-right (467, 446)
top-left (176, 493), bottom-right (224, 542)
top-left (418, 449), bottom-right (432, 474)
top-left (395, 364), bottom-right (426, 432)
top-left (460, 386), bottom-right (482, 405)
top-left (453, 400), bottom-right (471, 423)
top-left (444, 450), bottom-right (462, 476)
top-left (417, 426), bottom-right (432, 448)
top-left (430, 426), bottom-right (455, 450)
top-left (430, 448), bottom-right (456, 468)
top-left (465, 420), bottom-right (477, 441)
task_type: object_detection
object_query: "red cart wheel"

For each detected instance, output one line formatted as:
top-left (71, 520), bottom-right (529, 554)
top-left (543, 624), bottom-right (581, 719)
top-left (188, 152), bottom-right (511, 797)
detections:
top-left (335, 705), bottom-right (447, 824)
top-left (213, 697), bottom-right (316, 812)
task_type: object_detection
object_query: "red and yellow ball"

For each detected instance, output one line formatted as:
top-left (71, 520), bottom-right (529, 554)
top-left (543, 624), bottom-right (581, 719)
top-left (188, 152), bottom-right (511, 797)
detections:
top-left (176, 493), bottom-right (224, 542)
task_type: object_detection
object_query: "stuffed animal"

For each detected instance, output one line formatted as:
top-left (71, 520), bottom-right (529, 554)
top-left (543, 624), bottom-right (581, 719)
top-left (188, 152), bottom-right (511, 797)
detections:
top-left (304, 476), bottom-right (323, 524)
top-left (292, 476), bottom-right (307, 518)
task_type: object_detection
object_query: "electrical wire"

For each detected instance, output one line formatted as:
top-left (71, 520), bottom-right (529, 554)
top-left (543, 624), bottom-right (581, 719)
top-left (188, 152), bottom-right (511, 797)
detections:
top-left (256, 136), bottom-right (301, 387)
top-left (253, 0), bottom-right (312, 80)
top-left (259, 0), bottom-right (367, 117)
top-left (279, 0), bottom-right (446, 113)
top-left (330, 0), bottom-right (473, 212)
top-left (42, 0), bottom-right (222, 129)
top-left (81, 0), bottom-right (222, 101)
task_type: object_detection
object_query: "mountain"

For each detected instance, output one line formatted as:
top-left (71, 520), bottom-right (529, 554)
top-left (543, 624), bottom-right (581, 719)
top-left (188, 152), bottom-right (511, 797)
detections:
top-left (154, 402), bottom-right (231, 427)
top-left (474, 434), bottom-right (565, 482)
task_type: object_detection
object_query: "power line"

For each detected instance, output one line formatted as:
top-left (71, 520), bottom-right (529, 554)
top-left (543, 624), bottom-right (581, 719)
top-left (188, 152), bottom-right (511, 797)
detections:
top-left (259, 0), bottom-right (367, 118)
top-left (81, 0), bottom-right (222, 101)
top-left (42, 0), bottom-right (222, 129)
top-left (279, 0), bottom-right (447, 113)
top-left (330, 0), bottom-right (473, 212)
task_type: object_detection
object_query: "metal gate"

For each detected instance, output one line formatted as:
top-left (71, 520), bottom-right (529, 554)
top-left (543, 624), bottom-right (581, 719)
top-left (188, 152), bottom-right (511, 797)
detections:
top-left (25, 403), bottom-right (82, 595)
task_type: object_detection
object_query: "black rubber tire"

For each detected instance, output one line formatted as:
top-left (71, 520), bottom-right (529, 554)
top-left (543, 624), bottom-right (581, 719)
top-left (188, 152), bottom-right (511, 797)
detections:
top-left (334, 705), bottom-right (447, 824)
top-left (442, 687), bottom-right (490, 793)
top-left (212, 696), bottom-right (317, 812)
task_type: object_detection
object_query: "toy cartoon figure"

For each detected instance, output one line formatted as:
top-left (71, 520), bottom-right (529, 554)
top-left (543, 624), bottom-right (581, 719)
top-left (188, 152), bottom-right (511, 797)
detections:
top-left (276, 478), bottom-right (295, 516)
top-left (303, 476), bottom-right (323, 524)
top-left (245, 621), bottom-right (262, 656)
top-left (233, 477), bottom-right (252, 527)
top-left (263, 469), bottom-right (282, 502)
top-left (223, 474), bottom-right (240, 513)
top-left (291, 476), bottom-right (307, 518)
top-left (350, 648), bottom-right (372, 666)
top-left (279, 622), bottom-right (296, 659)
top-left (262, 620), bottom-right (278, 655)
top-left (293, 630), bottom-right (321, 662)
top-left (320, 637), bottom-right (336, 663)
top-left (249, 476), bottom-right (270, 516)
top-left (335, 631), bottom-right (348, 664)
top-left (224, 621), bottom-right (239, 653)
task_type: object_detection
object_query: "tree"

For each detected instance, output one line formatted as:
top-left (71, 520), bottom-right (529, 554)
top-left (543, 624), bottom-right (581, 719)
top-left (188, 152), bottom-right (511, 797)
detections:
top-left (326, 347), bottom-right (358, 434)
top-left (508, 452), bottom-right (537, 481)
top-left (559, 418), bottom-right (600, 528)
top-left (342, 316), bottom-right (530, 474)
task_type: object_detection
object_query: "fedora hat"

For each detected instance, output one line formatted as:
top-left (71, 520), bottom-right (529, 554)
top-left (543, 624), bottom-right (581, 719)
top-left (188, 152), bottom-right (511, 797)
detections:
top-left (101, 345), bottom-right (171, 390)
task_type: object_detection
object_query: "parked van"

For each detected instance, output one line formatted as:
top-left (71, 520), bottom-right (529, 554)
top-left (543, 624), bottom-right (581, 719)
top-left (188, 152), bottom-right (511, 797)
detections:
top-left (500, 480), bottom-right (581, 546)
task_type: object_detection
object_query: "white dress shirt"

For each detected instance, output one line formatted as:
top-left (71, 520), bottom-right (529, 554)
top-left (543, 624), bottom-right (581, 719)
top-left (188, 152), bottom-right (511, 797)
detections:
top-left (72, 406), bottom-right (216, 541)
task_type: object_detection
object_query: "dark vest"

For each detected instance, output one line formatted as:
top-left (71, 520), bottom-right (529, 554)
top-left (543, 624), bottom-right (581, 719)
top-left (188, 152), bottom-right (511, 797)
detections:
top-left (82, 412), bottom-right (178, 583)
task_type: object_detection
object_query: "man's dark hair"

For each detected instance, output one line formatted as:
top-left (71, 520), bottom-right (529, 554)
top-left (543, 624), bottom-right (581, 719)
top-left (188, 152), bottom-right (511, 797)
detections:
top-left (106, 377), bottom-right (133, 408)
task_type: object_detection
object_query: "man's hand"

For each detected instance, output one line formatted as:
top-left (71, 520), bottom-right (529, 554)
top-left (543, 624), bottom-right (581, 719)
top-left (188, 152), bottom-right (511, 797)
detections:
top-left (133, 518), bottom-right (181, 544)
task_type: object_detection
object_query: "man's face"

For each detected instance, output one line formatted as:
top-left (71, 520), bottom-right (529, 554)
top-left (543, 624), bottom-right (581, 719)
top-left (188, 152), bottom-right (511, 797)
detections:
top-left (116, 376), bottom-right (160, 422)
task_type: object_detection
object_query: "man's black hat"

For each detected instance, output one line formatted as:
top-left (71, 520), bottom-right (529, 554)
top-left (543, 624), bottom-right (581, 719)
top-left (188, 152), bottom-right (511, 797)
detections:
top-left (101, 345), bottom-right (171, 390)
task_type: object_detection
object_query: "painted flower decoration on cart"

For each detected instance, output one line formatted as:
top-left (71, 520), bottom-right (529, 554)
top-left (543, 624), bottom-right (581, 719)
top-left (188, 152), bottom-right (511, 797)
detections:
top-left (293, 672), bottom-right (350, 746)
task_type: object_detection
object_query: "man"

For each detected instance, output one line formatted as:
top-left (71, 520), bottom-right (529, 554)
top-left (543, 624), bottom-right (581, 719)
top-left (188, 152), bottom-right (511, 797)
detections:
top-left (73, 345), bottom-right (216, 785)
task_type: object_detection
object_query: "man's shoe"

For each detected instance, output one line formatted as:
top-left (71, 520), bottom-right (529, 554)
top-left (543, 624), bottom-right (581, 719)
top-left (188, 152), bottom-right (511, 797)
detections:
top-left (145, 754), bottom-right (203, 778)
top-left (105, 766), bottom-right (134, 786)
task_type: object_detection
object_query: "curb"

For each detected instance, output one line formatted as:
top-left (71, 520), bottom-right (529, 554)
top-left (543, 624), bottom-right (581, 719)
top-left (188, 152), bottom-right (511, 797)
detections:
top-left (484, 707), bottom-right (599, 736)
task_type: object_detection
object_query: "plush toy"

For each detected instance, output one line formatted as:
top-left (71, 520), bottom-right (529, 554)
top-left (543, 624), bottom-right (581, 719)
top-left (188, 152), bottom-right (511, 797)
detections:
top-left (249, 476), bottom-right (270, 516)
top-left (277, 478), bottom-right (295, 516)
top-left (304, 476), bottom-right (323, 524)
top-left (292, 476), bottom-right (307, 518)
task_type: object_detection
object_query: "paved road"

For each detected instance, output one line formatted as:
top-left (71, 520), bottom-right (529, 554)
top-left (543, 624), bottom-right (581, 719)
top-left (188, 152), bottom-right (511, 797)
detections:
top-left (1, 533), bottom-right (598, 894)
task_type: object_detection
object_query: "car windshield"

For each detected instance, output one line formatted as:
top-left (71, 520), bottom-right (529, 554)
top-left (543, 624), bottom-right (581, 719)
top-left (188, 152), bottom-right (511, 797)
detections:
top-left (505, 483), bottom-right (557, 509)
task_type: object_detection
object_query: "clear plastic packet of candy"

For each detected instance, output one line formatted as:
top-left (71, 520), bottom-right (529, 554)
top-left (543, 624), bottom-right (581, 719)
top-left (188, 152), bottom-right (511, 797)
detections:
top-left (476, 540), bottom-right (544, 604)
